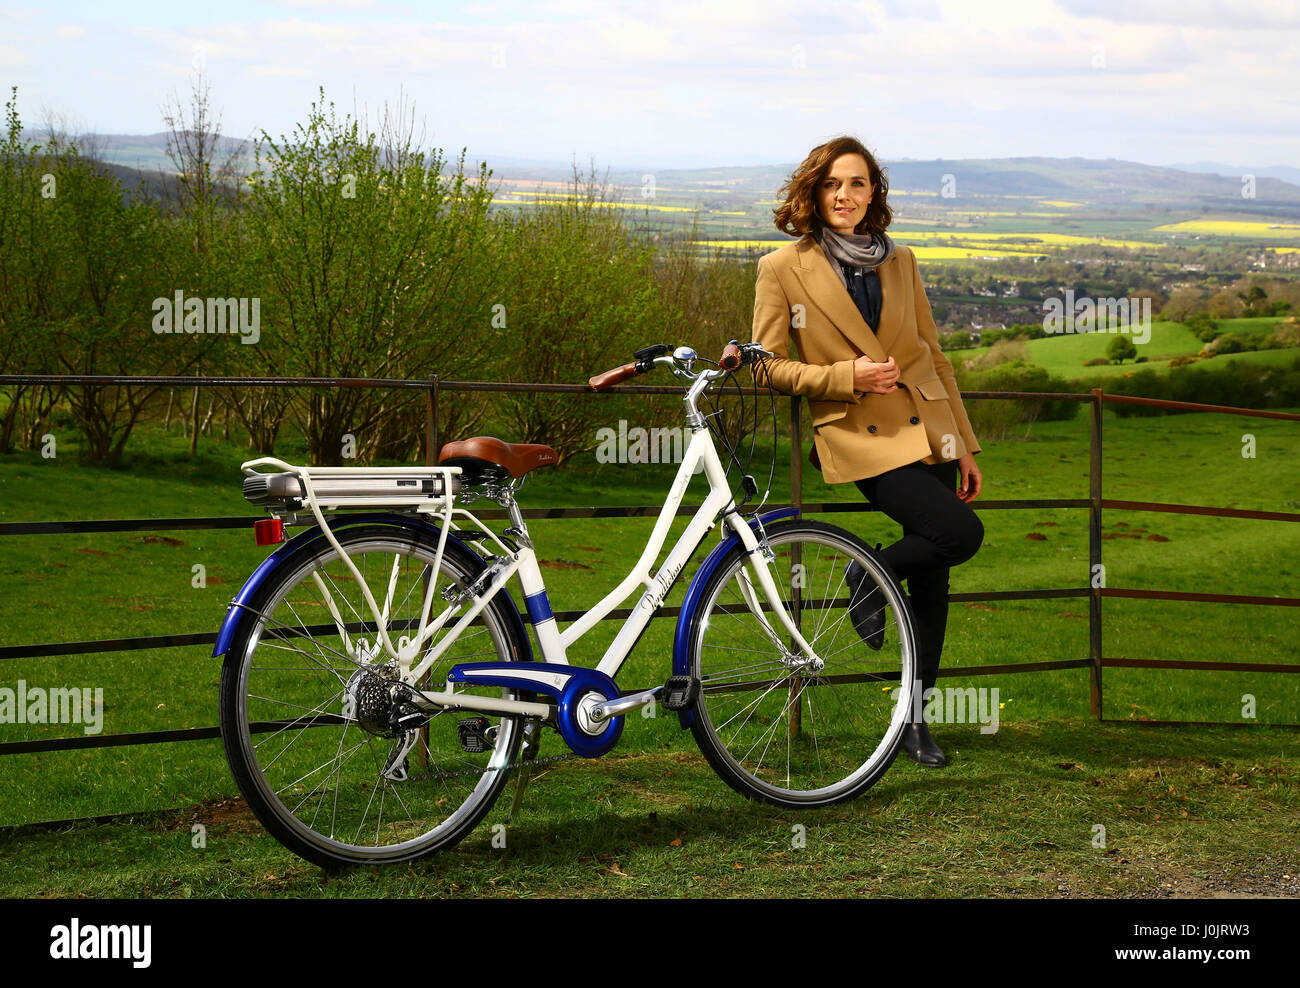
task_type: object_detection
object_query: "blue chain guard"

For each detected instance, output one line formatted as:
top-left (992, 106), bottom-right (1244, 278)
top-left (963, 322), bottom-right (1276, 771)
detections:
top-left (445, 663), bottom-right (623, 758)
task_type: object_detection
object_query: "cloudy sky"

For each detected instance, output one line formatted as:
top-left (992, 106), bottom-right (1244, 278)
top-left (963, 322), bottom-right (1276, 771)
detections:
top-left (3, 0), bottom-right (1298, 169)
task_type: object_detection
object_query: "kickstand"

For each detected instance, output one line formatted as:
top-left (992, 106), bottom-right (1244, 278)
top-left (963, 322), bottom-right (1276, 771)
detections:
top-left (506, 719), bottom-right (542, 823)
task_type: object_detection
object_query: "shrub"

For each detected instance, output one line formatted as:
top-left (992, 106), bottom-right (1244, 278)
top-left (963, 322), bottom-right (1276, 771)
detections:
top-left (1208, 333), bottom-right (1264, 355)
top-left (1107, 336), bottom-right (1137, 363)
top-left (958, 360), bottom-right (1081, 439)
top-left (1184, 311), bottom-right (1219, 342)
top-left (486, 171), bottom-right (683, 463)
top-left (964, 337), bottom-right (1028, 372)
top-left (1107, 355), bottom-right (1300, 416)
top-left (1270, 316), bottom-right (1300, 348)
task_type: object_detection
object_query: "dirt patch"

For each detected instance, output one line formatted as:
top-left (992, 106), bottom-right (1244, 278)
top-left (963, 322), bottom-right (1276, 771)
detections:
top-left (148, 796), bottom-right (262, 835)
top-left (131, 535), bottom-right (187, 547)
top-left (1027, 853), bottom-right (1299, 899)
top-left (1026, 532), bottom-right (1047, 541)
top-left (539, 558), bottom-right (592, 570)
top-left (1119, 853), bottom-right (1299, 899)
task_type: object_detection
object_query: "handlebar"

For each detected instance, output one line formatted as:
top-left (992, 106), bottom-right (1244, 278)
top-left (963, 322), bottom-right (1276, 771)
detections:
top-left (588, 340), bottom-right (770, 392)
top-left (588, 362), bottom-right (640, 391)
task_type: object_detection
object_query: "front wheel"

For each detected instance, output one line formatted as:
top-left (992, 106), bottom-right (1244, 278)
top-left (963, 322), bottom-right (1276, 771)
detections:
top-left (687, 519), bottom-right (917, 807)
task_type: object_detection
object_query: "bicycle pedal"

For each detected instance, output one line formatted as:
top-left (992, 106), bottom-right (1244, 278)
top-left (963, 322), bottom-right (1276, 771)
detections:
top-left (457, 716), bottom-right (493, 754)
top-left (660, 675), bottom-right (700, 712)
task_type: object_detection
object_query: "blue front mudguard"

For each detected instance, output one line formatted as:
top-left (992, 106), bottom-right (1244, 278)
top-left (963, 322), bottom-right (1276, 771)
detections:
top-left (671, 507), bottom-right (799, 728)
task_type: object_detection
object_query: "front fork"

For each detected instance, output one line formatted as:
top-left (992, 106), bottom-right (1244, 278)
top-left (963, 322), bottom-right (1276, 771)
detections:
top-left (728, 515), bottom-right (823, 674)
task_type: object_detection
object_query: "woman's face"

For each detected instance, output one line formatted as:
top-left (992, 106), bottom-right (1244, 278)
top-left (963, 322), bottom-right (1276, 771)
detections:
top-left (817, 153), bottom-right (874, 234)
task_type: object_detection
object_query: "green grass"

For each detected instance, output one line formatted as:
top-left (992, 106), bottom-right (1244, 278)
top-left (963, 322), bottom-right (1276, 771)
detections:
top-left (1216, 317), bottom-right (1286, 337)
top-left (0, 721), bottom-right (1296, 898)
top-left (0, 408), bottom-right (1297, 896)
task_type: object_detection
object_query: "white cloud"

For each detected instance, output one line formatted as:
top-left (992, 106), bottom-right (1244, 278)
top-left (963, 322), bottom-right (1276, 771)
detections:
top-left (273, 0), bottom-right (378, 8)
top-left (1057, 0), bottom-right (1300, 30)
top-left (4, 1), bottom-right (1296, 166)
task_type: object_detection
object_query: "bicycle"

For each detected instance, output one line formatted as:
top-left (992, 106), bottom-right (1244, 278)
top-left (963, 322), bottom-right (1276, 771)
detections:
top-left (215, 341), bottom-right (919, 867)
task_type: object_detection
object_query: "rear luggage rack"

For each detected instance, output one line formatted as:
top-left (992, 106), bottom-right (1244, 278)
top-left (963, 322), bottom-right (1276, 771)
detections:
top-left (241, 459), bottom-right (462, 512)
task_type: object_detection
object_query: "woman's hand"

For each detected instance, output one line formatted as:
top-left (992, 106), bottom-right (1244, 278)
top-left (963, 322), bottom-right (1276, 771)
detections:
top-left (956, 452), bottom-right (982, 502)
top-left (853, 354), bottom-right (899, 394)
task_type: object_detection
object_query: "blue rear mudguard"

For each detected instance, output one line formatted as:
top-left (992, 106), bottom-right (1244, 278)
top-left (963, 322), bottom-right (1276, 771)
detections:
top-left (671, 507), bottom-right (799, 728)
top-left (211, 513), bottom-right (533, 662)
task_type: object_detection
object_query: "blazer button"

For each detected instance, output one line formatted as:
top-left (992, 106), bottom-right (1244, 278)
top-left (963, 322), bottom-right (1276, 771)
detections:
top-left (867, 425), bottom-right (877, 434)
top-left (909, 416), bottom-right (920, 425)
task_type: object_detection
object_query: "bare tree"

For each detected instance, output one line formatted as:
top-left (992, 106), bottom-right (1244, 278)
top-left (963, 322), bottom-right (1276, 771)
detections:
top-left (160, 71), bottom-right (243, 254)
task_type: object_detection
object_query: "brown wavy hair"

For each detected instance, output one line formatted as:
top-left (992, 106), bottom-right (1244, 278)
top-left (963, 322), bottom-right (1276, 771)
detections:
top-left (773, 136), bottom-right (892, 238)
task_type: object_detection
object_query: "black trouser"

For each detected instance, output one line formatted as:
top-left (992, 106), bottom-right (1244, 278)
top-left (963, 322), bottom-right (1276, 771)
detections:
top-left (854, 459), bottom-right (984, 699)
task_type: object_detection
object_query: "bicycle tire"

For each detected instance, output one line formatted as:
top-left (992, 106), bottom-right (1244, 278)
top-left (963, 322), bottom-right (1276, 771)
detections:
top-left (219, 523), bottom-right (528, 867)
top-left (686, 519), bottom-right (917, 807)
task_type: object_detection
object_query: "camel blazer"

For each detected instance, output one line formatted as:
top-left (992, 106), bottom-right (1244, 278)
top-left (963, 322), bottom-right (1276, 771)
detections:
top-left (752, 236), bottom-right (982, 485)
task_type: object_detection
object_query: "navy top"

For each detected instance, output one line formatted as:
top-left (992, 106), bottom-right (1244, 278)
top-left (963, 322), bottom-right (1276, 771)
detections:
top-left (839, 261), bottom-right (882, 332)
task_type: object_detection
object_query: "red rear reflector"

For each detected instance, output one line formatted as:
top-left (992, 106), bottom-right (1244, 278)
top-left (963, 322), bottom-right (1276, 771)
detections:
top-left (254, 518), bottom-right (285, 546)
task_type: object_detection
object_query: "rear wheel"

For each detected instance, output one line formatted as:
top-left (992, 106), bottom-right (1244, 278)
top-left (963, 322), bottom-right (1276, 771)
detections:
top-left (687, 520), bottom-right (917, 807)
top-left (219, 524), bottom-right (527, 867)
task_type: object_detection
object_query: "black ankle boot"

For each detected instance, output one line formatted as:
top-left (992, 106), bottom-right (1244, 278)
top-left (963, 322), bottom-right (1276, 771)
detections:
top-left (900, 722), bottom-right (947, 767)
top-left (844, 560), bottom-right (885, 650)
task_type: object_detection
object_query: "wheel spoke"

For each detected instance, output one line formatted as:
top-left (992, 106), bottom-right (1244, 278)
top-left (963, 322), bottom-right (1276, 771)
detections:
top-left (222, 530), bottom-right (524, 865)
top-left (690, 523), bottom-right (915, 804)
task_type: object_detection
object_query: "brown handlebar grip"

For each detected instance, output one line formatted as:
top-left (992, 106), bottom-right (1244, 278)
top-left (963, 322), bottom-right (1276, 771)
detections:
top-left (589, 362), bottom-right (640, 391)
top-left (719, 343), bottom-right (743, 370)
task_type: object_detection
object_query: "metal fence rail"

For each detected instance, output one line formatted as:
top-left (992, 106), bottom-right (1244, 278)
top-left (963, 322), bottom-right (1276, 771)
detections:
top-left (2, 374), bottom-right (1298, 776)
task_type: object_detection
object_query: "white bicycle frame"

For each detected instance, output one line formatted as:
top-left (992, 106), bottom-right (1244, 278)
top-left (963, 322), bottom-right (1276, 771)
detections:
top-left (241, 357), bottom-right (817, 724)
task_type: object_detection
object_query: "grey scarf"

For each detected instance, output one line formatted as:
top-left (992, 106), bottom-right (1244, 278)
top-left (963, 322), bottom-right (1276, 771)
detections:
top-left (816, 227), bottom-right (895, 288)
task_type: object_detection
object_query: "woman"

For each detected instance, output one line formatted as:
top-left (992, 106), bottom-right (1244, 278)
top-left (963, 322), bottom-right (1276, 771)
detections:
top-left (752, 135), bottom-right (985, 767)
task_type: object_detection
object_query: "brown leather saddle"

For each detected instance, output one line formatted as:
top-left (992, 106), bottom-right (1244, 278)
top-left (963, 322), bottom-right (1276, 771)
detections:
top-left (438, 436), bottom-right (558, 484)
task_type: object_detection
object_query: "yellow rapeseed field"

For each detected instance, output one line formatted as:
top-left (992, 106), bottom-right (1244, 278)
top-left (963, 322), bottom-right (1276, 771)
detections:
top-left (890, 230), bottom-right (1155, 249)
top-left (1151, 220), bottom-right (1300, 238)
top-left (907, 246), bottom-right (1047, 260)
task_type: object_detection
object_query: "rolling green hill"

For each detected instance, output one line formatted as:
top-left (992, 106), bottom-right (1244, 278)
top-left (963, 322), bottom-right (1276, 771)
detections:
top-left (953, 318), bottom-right (1298, 384)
